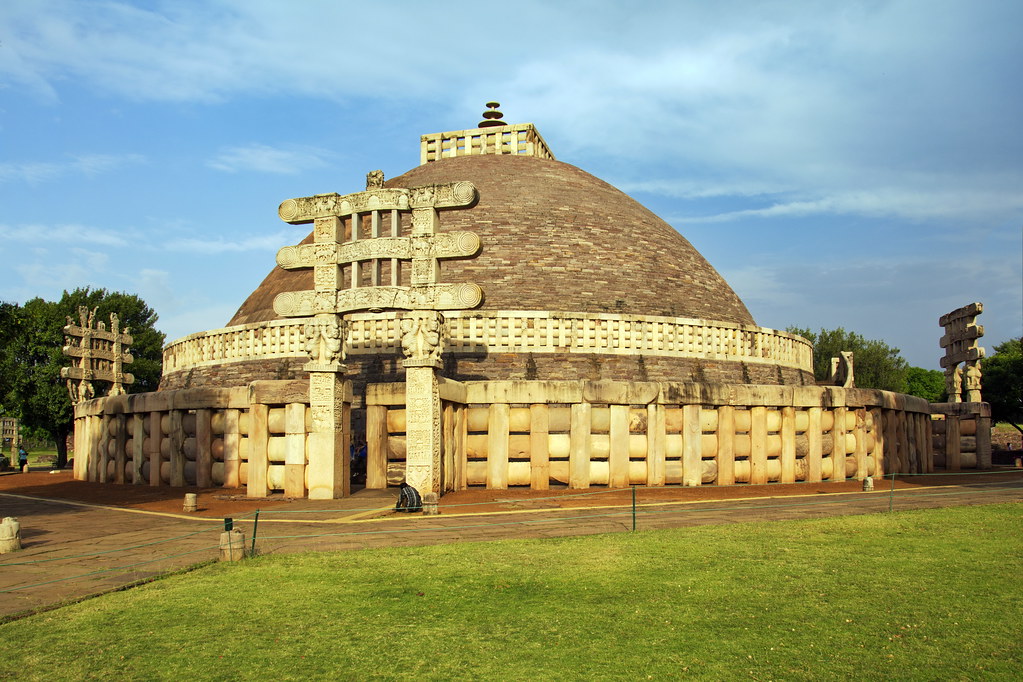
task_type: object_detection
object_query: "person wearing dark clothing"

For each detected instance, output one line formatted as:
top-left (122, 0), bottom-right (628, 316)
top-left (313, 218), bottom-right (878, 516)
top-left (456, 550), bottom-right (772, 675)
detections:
top-left (395, 481), bottom-right (422, 513)
top-left (17, 446), bottom-right (28, 472)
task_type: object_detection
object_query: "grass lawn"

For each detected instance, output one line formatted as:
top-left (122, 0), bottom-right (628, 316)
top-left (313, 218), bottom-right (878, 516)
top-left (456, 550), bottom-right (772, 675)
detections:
top-left (2, 503), bottom-right (1021, 680)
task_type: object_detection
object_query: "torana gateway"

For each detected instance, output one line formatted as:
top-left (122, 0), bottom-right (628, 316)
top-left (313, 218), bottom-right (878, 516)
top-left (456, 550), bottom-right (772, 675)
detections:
top-left (70, 106), bottom-right (991, 499)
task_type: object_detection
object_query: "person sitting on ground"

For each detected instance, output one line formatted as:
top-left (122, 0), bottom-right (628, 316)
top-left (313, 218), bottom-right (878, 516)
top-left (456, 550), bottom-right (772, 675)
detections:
top-left (395, 481), bottom-right (422, 513)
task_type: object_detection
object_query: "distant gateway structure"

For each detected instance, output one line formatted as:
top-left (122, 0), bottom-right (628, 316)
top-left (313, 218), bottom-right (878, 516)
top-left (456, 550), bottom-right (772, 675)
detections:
top-left (69, 106), bottom-right (990, 498)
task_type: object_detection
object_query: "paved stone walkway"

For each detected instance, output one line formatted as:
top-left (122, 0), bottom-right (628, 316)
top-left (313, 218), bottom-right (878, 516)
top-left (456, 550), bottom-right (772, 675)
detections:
top-left (1, 476), bottom-right (1021, 620)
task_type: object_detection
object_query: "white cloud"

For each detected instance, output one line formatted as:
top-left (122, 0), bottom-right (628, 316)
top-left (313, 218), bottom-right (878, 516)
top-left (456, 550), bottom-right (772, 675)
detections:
top-left (724, 252), bottom-right (1022, 369)
top-left (207, 144), bottom-right (328, 174)
top-left (159, 230), bottom-right (294, 254)
top-left (0, 154), bottom-right (145, 184)
top-left (678, 185), bottom-right (1023, 224)
top-left (0, 223), bottom-right (130, 247)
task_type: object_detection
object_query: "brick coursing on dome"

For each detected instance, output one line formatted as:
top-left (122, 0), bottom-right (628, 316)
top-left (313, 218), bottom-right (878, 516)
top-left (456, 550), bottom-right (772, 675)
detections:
top-left (228, 154), bottom-right (754, 327)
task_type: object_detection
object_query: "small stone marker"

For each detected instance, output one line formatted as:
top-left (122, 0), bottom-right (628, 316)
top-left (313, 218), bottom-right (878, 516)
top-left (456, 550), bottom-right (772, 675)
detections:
top-left (422, 492), bottom-right (439, 515)
top-left (862, 477), bottom-right (874, 491)
top-left (219, 529), bottom-right (247, 561)
top-left (183, 493), bottom-right (198, 512)
top-left (0, 517), bottom-right (22, 554)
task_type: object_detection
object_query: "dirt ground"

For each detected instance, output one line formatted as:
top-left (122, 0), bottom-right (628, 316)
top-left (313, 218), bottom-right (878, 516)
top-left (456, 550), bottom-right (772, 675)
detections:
top-left (3, 467), bottom-right (1021, 517)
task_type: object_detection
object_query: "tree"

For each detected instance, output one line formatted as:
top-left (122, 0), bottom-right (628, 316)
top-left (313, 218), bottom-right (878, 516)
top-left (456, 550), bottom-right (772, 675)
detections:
top-left (906, 366), bottom-right (946, 402)
top-left (1, 288), bottom-right (165, 467)
top-left (787, 326), bottom-right (909, 393)
top-left (0, 301), bottom-right (20, 415)
top-left (982, 338), bottom-right (1023, 434)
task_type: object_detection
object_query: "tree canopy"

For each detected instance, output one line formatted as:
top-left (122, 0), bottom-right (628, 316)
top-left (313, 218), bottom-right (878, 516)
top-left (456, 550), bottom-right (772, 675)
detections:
top-left (787, 326), bottom-right (910, 393)
top-left (0, 288), bottom-right (165, 466)
top-left (906, 366), bottom-right (946, 402)
top-left (982, 338), bottom-right (1022, 434)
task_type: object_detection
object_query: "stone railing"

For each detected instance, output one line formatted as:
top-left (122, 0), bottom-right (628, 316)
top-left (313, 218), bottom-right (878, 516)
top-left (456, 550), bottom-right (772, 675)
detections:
top-left (163, 311), bottom-right (813, 374)
top-left (420, 123), bottom-right (555, 164)
top-left (70, 380), bottom-right (351, 498)
top-left (163, 320), bottom-right (309, 373)
top-left (364, 380), bottom-right (938, 491)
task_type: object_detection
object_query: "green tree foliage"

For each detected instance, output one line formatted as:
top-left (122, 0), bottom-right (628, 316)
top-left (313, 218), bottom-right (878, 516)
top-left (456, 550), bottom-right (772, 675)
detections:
top-left (906, 366), bottom-right (946, 402)
top-left (0, 288), bottom-right (165, 466)
top-left (982, 338), bottom-right (1023, 434)
top-left (787, 326), bottom-right (909, 393)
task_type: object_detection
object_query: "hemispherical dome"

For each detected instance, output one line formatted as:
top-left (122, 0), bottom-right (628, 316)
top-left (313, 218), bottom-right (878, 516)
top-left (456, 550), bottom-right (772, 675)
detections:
top-left (228, 155), bottom-right (754, 327)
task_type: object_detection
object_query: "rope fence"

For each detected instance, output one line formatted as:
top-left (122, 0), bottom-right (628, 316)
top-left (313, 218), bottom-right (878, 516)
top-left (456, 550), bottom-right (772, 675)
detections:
top-left (1, 469), bottom-right (1019, 602)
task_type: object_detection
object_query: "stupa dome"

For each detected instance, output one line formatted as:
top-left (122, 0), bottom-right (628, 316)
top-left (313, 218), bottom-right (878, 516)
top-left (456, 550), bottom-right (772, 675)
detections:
top-left (229, 154), bottom-right (754, 328)
top-left (162, 112), bottom-right (813, 391)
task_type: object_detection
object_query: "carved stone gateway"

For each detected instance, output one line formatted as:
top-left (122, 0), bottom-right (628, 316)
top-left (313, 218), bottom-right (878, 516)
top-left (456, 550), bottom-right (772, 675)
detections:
top-left (61, 307), bottom-right (134, 404)
top-left (939, 303), bottom-right (984, 403)
top-left (275, 178), bottom-right (483, 498)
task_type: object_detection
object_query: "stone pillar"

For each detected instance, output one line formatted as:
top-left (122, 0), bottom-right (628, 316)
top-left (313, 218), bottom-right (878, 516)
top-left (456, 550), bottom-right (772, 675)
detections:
top-left (530, 404), bottom-right (550, 490)
top-left (131, 413), bottom-right (145, 485)
top-left (114, 413), bottom-right (127, 484)
top-left (807, 407), bottom-right (823, 483)
top-left (646, 404), bottom-right (667, 487)
top-left (715, 406), bottom-right (735, 486)
top-left (400, 309), bottom-right (445, 496)
top-left (247, 403), bottom-right (269, 497)
top-left (569, 402), bottom-right (592, 489)
top-left (403, 364), bottom-right (442, 495)
top-left (486, 403), bottom-right (509, 490)
top-left (284, 402), bottom-right (307, 498)
top-left (682, 404), bottom-right (703, 487)
top-left (365, 405), bottom-right (389, 489)
top-left (223, 409), bottom-right (241, 488)
top-left (306, 370), bottom-right (350, 499)
top-left (975, 412), bottom-right (992, 470)
top-left (195, 408), bottom-right (213, 488)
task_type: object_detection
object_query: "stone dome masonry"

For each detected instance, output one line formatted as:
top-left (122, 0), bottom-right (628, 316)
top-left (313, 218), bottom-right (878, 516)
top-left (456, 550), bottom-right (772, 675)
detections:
top-left (163, 107), bottom-right (814, 391)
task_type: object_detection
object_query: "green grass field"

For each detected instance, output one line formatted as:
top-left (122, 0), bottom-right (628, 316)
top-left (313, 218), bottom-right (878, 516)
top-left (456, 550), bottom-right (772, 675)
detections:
top-left (2, 504), bottom-right (1021, 680)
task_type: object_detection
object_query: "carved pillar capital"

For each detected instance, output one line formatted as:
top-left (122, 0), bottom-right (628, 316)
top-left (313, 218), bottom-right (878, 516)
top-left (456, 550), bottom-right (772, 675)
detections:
top-left (400, 311), bottom-right (445, 369)
top-left (302, 315), bottom-right (349, 373)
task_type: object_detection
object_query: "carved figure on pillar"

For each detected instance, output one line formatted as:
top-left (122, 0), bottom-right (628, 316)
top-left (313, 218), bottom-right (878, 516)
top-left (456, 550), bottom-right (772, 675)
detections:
top-left (366, 169), bottom-right (385, 189)
top-left (304, 317), bottom-right (348, 366)
top-left (945, 365), bottom-right (963, 403)
top-left (400, 311), bottom-right (445, 367)
top-left (964, 361), bottom-right (982, 402)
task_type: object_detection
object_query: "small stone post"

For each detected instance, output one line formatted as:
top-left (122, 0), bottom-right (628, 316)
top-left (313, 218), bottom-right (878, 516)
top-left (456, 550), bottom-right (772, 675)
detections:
top-left (422, 492), bottom-right (439, 515)
top-left (219, 529), bottom-right (247, 561)
top-left (0, 517), bottom-right (22, 554)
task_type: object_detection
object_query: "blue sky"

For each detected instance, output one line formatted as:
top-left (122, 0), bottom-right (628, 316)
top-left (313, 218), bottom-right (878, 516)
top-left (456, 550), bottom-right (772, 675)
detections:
top-left (1, 0), bottom-right (1020, 370)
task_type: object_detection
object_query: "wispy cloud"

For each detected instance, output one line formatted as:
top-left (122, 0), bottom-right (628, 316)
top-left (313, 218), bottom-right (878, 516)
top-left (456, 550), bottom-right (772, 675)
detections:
top-left (159, 230), bottom-right (295, 254)
top-left (206, 144), bottom-right (328, 174)
top-left (0, 222), bottom-right (130, 247)
top-left (676, 183), bottom-right (1023, 224)
top-left (0, 154), bottom-right (145, 184)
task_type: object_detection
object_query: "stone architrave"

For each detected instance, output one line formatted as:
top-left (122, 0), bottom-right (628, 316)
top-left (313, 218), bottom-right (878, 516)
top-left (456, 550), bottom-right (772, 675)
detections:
top-left (273, 180), bottom-right (483, 499)
top-left (939, 303), bottom-right (984, 403)
top-left (61, 307), bottom-right (134, 404)
top-left (1, 417), bottom-right (18, 463)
